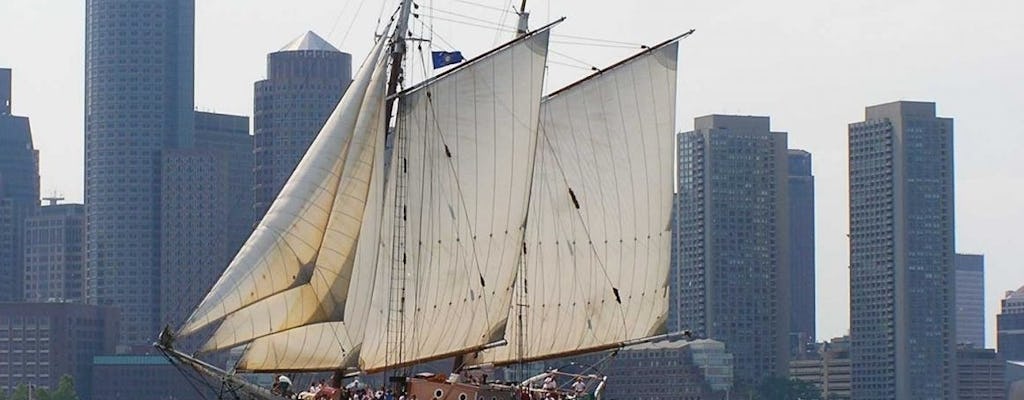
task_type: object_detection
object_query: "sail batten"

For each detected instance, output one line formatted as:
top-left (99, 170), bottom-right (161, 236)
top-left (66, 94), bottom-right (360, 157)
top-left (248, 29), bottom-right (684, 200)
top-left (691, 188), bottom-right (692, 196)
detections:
top-left (470, 41), bottom-right (679, 366)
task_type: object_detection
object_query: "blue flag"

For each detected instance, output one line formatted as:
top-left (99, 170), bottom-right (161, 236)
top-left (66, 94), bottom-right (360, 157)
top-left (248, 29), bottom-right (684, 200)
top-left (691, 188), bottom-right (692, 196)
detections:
top-left (431, 51), bottom-right (465, 69)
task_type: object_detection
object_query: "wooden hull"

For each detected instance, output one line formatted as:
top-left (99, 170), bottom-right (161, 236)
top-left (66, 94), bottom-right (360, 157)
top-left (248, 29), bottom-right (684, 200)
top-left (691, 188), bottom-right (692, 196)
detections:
top-left (406, 378), bottom-right (516, 400)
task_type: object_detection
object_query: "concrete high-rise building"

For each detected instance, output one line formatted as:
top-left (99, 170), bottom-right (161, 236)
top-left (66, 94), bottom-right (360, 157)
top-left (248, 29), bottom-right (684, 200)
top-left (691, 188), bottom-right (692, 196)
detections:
top-left (0, 67), bottom-right (40, 302)
top-left (23, 201), bottom-right (86, 302)
top-left (253, 31), bottom-right (352, 220)
top-left (955, 253), bottom-right (985, 347)
top-left (571, 340), bottom-right (734, 400)
top-left (999, 286), bottom-right (1024, 361)
top-left (790, 336), bottom-right (852, 400)
top-left (788, 149), bottom-right (816, 354)
top-left (675, 115), bottom-right (790, 391)
top-left (84, 0), bottom-right (195, 345)
top-left (848, 101), bottom-right (956, 400)
top-left (159, 111), bottom-right (251, 336)
top-left (955, 346), bottom-right (1005, 400)
top-left (0, 302), bottom-right (118, 400)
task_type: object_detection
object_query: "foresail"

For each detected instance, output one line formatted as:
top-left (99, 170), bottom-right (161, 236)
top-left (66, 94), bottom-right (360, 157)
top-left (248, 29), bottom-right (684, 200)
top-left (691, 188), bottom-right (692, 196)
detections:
top-left (357, 27), bottom-right (553, 372)
top-left (235, 115), bottom-right (391, 371)
top-left (178, 39), bottom-right (388, 345)
top-left (470, 41), bottom-right (679, 365)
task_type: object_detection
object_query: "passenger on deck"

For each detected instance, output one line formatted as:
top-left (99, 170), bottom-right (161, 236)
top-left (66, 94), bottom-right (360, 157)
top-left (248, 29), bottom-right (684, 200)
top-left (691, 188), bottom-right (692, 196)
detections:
top-left (571, 378), bottom-right (586, 396)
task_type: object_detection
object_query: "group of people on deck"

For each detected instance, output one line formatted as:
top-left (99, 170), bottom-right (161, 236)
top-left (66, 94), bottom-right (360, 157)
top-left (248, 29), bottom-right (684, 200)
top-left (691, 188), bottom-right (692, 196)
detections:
top-left (272, 376), bottom-right (418, 400)
top-left (519, 374), bottom-right (588, 400)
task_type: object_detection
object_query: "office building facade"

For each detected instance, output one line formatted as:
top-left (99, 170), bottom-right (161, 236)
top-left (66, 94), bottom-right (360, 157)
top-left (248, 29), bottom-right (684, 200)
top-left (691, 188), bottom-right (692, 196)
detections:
top-left (955, 253), bottom-right (985, 347)
top-left (160, 112), bottom-right (251, 336)
top-left (955, 346), bottom-right (1004, 400)
top-left (0, 302), bottom-right (118, 400)
top-left (675, 115), bottom-right (790, 391)
top-left (848, 101), bottom-right (956, 399)
top-left (999, 286), bottom-right (1024, 361)
top-left (23, 202), bottom-right (86, 302)
top-left (788, 149), bottom-right (816, 353)
top-left (0, 67), bottom-right (41, 302)
top-left (790, 336), bottom-right (852, 400)
top-left (253, 31), bottom-right (352, 220)
top-left (84, 0), bottom-right (195, 345)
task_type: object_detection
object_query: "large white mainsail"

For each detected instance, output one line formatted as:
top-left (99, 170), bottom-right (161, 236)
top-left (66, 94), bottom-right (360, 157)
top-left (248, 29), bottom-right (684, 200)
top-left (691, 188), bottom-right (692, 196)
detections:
top-left (178, 38), bottom-right (390, 353)
top-left (356, 25), bottom-right (555, 373)
top-left (470, 39), bottom-right (680, 366)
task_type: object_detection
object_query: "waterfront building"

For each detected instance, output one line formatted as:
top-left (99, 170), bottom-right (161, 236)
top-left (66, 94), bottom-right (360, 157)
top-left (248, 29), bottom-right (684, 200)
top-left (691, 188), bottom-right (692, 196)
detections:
top-left (675, 115), bottom-right (790, 391)
top-left (252, 31), bottom-right (352, 220)
top-left (955, 346), bottom-right (1004, 400)
top-left (955, 253), bottom-right (985, 347)
top-left (0, 302), bottom-right (118, 400)
top-left (848, 101), bottom-right (955, 399)
top-left (788, 149), bottom-right (816, 353)
top-left (160, 112), bottom-right (251, 342)
top-left (84, 0), bottom-right (195, 345)
top-left (999, 286), bottom-right (1024, 361)
top-left (23, 201), bottom-right (85, 302)
top-left (0, 67), bottom-right (40, 302)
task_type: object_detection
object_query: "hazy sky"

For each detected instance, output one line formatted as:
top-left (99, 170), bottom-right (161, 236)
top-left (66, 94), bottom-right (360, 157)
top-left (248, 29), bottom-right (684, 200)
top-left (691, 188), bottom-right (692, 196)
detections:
top-left (1, 0), bottom-right (1022, 347)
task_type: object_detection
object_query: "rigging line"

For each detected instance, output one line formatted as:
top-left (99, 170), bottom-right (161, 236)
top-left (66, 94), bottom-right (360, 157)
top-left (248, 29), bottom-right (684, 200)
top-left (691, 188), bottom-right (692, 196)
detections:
top-left (159, 349), bottom-right (217, 400)
top-left (419, 5), bottom-right (509, 26)
top-left (546, 59), bottom-right (591, 70)
top-left (550, 40), bottom-right (641, 49)
top-left (327, 0), bottom-right (356, 38)
top-left (551, 33), bottom-right (643, 47)
top-left (339, 0), bottom-right (371, 47)
top-left (451, 0), bottom-right (510, 13)
top-left (414, 18), bottom-right (458, 51)
top-left (549, 49), bottom-right (597, 70)
top-left (428, 14), bottom-right (516, 33)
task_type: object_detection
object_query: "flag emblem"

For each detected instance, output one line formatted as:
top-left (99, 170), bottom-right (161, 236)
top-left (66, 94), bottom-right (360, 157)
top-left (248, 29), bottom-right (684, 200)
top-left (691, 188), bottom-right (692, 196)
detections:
top-left (431, 51), bottom-right (465, 69)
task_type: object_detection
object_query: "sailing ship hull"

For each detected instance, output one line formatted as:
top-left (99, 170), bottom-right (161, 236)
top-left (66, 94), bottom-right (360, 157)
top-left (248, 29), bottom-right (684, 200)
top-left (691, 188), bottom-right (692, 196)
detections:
top-left (406, 378), bottom-right (515, 400)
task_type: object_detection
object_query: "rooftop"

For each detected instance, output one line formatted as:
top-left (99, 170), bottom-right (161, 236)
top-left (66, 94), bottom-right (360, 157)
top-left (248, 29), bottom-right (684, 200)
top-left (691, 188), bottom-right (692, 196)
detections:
top-left (279, 31), bottom-right (340, 52)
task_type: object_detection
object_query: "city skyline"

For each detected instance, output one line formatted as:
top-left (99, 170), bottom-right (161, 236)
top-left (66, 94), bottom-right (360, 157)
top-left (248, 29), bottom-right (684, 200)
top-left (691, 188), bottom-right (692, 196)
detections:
top-left (1, 0), bottom-right (1023, 347)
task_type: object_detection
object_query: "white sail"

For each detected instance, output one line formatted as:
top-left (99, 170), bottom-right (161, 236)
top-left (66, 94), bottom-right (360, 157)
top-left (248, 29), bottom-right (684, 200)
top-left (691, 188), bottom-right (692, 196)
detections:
top-left (178, 39), bottom-right (388, 346)
top-left (471, 41), bottom-right (679, 365)
top-left (234, 116), bottom-right (391, 371)
top-left (357, 27), bottom-right (553, 373)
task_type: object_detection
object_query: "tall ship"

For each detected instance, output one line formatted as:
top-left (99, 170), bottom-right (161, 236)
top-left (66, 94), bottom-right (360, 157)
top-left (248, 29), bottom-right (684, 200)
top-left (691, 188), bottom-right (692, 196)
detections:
top-left (157, 1), bottom-right (692, 399)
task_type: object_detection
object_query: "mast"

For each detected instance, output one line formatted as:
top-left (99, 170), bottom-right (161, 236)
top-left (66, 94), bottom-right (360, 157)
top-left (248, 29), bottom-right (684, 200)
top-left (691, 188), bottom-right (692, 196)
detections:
top-left (384, 0), bottom-right (415, 132)
top-left (516, 0), bottom-right (529, 36)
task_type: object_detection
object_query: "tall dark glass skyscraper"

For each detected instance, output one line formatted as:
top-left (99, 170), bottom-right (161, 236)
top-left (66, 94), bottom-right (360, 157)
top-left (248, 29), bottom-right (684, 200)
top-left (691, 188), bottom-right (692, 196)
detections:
top-left (84, 0), bottom-right (194, 345)
top-left (253, 31), bottom-right (351, 221)
top-left (788, 149), bottom-right (815, 354)
top-left (0, 67), bottom-right (41, 302)
top-left (675, 115), bottom-right (790, 392)
top-left (848, 101), bottom-right (955, 400)
top-left (955, 253), bottom-right (985, 347)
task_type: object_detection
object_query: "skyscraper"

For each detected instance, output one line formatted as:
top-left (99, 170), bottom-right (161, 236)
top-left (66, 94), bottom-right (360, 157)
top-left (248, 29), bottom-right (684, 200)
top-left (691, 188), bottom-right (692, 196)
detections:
top-left (675, 115), bottom-right (790, 391)
top-left (160, 111), bottom-right (251, 335)
top-left (955, 253), bottom-right (985, 347)
top-left (848, 101), bottom-right (955, 400)
top-left (788, 149), bottom-right (816, 354)
top-left (999, 286), bottom-right (1024, 361)
top-left (23, 201), bottom-right (86, 303)
top-left (84, 0), bottom-right (195, 345)
top-left (0, 67), bottom-right (40, 302)
top-left (253, 31), bottom-right (352, 220)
